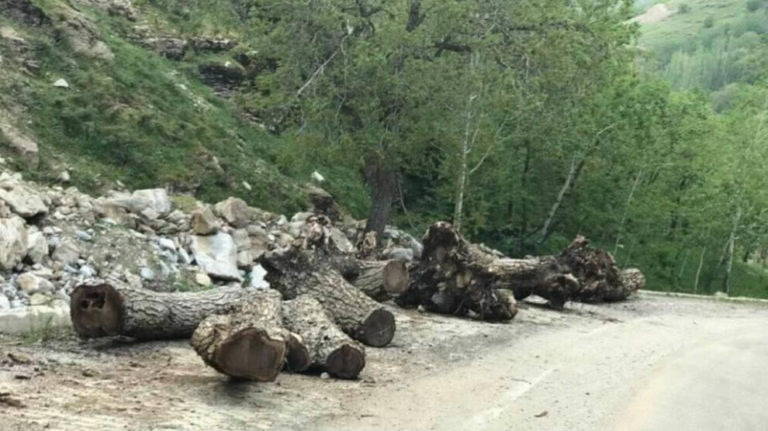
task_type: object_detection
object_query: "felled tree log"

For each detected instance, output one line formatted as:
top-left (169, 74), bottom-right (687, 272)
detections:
top-left (398, 222), bottom-right (642, 314)
top-left (70, 282), bottom-right (257, 339)
top-left (334, 258), bottom-right (409, 301)
top-left (260, 246), bottom-right (396, 347)
top-left (190, 289), bottom-right (309, 381)
top-left (353, 260), bottom-right (409, 301)
top-left (282, 295), bottom-right (366, 379)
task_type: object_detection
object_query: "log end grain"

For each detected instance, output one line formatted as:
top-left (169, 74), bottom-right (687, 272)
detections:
top-left (213, 328), bottom-right (286, 382)
top-left (326, 344), bottom-right (366, 380)
top-left (361, 308), bottom-right (396, 347)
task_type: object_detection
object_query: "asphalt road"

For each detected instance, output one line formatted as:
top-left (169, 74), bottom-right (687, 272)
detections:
top-left (319, 293), bottom-right (768, 431)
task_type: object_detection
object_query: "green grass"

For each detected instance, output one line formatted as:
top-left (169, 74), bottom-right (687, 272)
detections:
top-left (1, 1), bottom-right (307, 214)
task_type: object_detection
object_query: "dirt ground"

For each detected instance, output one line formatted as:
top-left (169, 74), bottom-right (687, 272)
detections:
top-left (2, 292), bottom-right (768, 431)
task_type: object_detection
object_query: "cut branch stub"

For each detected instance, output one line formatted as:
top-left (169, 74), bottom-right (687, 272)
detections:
top-left (260, 245), bottom-right (396, 347)
top-left (70, 282), bottom-right (256, 339)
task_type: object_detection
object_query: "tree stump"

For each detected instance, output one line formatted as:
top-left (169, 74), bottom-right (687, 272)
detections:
top-left (260, 246), bottom-right (396, 347)
top-left (70, 282), bottom-right (257, 339)
top-left (282, 295), bottom-right (366, 379)
top-left (191, 289), bottom-right (308, 381)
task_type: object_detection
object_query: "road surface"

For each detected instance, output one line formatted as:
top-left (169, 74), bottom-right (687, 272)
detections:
top-left (2, 292), bottom-right (767, 430)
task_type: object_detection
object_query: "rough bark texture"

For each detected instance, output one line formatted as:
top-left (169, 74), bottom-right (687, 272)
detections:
top-left (260, 245), bottom-right (396, 347)
top-left (334, 258), bottom-right (409, 301)
top-left (364, 158), bottom-right (397, 241)
top-left (70, 282), bottom-right (256, 339)
top-left (190, 289), bottom-right (308, 381)
top-left (398, 222), bottom-right (642, 315)
top-left (353, 260), bottom-right (409, 301)
top-left (282, 295), bottom-right (366, 379)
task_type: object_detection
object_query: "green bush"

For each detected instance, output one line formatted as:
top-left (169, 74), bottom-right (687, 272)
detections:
top-left (746, 0), bottom-right (762, 12)
top-left (678, 3), bottom-right (691, 13)
top-left (703, 16), bottom-right (715, 28)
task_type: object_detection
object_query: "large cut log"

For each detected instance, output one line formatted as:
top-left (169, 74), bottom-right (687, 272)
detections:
top-left (282, 295), bottom-right (366, 379)
top-left (334, 258), bottom-right (409, 301)
top-left (260, 245), bottom-right (396, 347)
top-left (398, 222), bottom-right (642, 314)
top-left (71, 282), bottom-right (257, 339)
top-left (190, 289), bottom-right (309, 381)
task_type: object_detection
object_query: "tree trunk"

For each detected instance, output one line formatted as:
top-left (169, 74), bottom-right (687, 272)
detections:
top-left (337, 259), bottom-right (409, 301)
top-left (398, 222), bottom-right (642, 314)
top-left (70, 282), bottom-right (257, 339)
top-left (364, 157), bottom-right (397, 242)
top-left (282, 295), bottom-right (366, 379)
top-left (190, 289), bottom-right (309, 381)
top-left (260, 246), bottom-right (396, 347)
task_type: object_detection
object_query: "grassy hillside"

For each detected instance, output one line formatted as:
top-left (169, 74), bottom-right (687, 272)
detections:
top-left (636, 0), bottom-right (768, 91)
top-left (0, 0), bottom-right (308, 214)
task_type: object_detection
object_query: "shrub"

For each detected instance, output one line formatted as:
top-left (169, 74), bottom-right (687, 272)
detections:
top-left (746, 0), bottom-right (761, 12)
top-left (678, 3), bottom-right (691, 13)
top-left (703, 16), bottom-right (715, 28)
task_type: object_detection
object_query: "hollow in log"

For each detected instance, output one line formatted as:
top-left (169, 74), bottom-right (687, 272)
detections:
top-left (282, 295), bottom-right (366, 379)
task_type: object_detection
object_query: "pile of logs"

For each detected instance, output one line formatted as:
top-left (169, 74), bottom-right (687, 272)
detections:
top-left (397, 222), bottom-right (644, 316)
top-left (69, 218), bottom-right (644, 383)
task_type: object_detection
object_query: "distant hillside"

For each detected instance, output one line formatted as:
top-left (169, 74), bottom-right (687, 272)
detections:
top-left (635, 0), bottom-right (768, 92)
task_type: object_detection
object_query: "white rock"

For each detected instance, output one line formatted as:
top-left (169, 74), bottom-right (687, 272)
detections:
top-left (75, 230), bottom-right (93, 241)
top-left (52, 240), bottom-right (80, 265)
top-left (311, 171), bottom-right (325, 183)
top-left (140, 267), bottom-right (155, 280)
top-left (194, 272), bottom-right (212, 287)
top-left (249, 264), bottom-right (269, 289)
top-left (59, 171), bottom-right (71, 183)
top-left (25, 227), bottom-right (49, 264)
top-left (16, 273), bottom-right (55, 295)
top-left (190, 232), bottom-right (241, 281)
top-left (0, 295), bottom-right (9, 310)
top-left (329, 227), bottom-right (355, 254)
top-left (157, 237), bottom-right (176, 251)
top-left (109, 188), bottom-right (171, 216)
top-left (242, 181), bottom-right (252, 191)
top-left (0, 216), bottom-right (28, 270)
top-left (0, 303), bottom-right (71, 334)
top-left (79, 265), bottom-right (96, 277)
top-left (0, 124), bottom-right (39, 168)
top-left (53, 78), bottom-right (70, 88)
top-left (0, 184), bottom-right (48, 218)
top-left (237, 250), bottom-right (254, 268)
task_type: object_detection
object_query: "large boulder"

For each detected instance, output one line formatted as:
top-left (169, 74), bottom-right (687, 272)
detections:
top-left (214, 197), bottom-right (250, 228)
top-left (0, 216), bottom-right (28, 270)
top-left (190, 206), bottom-right (220, 235)
top-left (15, 272), bottom-right (54, 295)
top-left (0, 175), bottom-right (48, 218)
top-left (107, 188), bottom-right (172, 217)
top-left (51, 239), bottom-right (80, 265)
top-left (190, 232), bottom-right (241, 281)
top-left (25, 226), bottom-right (49, 264)
top-left (0, 124), bottom-right (39, 168)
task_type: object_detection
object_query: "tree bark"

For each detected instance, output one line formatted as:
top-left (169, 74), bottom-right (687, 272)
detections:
top-left (260, 246), bottom-right (396, 347)
top-left (364, 157), bottom-right (397, 243)
top-left (190, 289), bottom-right (309, 381)
top-left (398, 222), bottom-right (642, 314)
top-left (282, 295), bottom-right (366, 379)
top-left (70, 282), bottom-right (257, 339)
top-left (336, 259), bottom-right (409, 301)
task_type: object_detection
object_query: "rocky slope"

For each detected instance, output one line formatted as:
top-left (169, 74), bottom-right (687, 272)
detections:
top-left (0, 0), bottom-right (312, 215)
top-left (0, 160), bottom-right (421, 317)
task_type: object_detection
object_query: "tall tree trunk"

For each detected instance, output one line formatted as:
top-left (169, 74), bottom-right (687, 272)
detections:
top-left (613, 170), bottom-right (643, 255)
top-left (694, 247), bottom-right (706, 294)
top-left (538, 156), bottom-right (579, 247)
top-left (723, 207), bottom-right (742, 295)
top-left (364, 156), bottom-right (397, 242)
